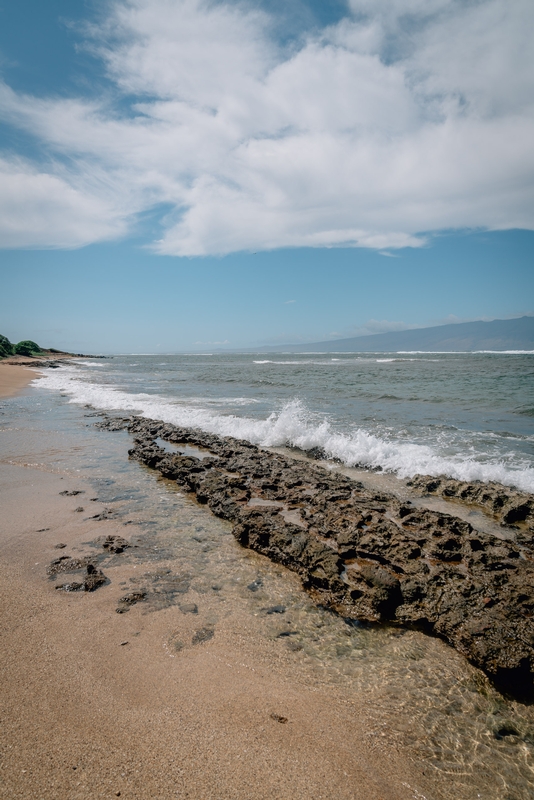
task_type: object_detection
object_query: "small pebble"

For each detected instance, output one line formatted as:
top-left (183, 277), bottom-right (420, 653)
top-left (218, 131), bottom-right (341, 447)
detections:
top-left (120, 641), bottom-right (129, 646)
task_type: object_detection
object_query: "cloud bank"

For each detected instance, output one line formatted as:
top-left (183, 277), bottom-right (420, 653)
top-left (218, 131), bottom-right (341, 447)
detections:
top-left (0, 0), bottom-right (533, 254)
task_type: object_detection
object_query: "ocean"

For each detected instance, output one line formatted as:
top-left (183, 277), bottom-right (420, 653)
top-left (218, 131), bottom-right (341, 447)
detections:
top-left (36, 351), bottom-right (534, 492)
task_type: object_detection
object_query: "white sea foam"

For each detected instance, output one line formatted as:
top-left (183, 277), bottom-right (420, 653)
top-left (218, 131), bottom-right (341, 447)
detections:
top-left (398, 351), bottom-right (534, 355)
top-left (474, 350), bottom-right (534, 355)
top-left (170, 396), bottom-right (261, 406)
top-left (252, 357), bottom-right (439, 365)
top-left (253, 359), bottom-right (367, 365)
top-left (254, 360), bottom-right (309, 365)
top-left (32, 365), bottom-right (534, 493)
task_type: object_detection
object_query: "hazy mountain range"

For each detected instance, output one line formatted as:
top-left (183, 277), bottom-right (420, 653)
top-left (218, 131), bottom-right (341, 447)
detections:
top-left (251, 316), bottom-right (534, 353)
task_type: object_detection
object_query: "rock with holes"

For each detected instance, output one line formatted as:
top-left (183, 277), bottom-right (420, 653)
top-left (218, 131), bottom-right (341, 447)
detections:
top-left (96, 413), bottom-right (534, 700)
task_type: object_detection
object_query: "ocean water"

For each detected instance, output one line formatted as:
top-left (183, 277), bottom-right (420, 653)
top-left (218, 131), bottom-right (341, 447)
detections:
top-left (35, 351), bottom-right (534, 492)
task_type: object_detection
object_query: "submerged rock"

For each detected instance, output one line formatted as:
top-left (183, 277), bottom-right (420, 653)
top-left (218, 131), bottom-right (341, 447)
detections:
top-left (83, 563), bottom-right (107, 591)
top-left (100, 414), bottom-right (534, 701)
top-left (49, 557), bottom-right (106, 592)
top-left (96, 534), bottom-right (130, 553)
top-left (192, 626), bottom-right (214, 645)
top-left (116, 590), bottom-right (147, 613)
top-left (47, 555), bottom-right (93, 575)
top-left (87, 509), bottom-right (115, 521)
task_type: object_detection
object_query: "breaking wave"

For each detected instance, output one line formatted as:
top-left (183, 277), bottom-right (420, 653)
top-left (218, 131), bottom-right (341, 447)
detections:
top-left (33, 365), bottom-right (534, 493)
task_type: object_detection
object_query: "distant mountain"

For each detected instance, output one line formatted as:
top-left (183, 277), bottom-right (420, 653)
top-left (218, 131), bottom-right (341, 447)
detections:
top-left (253, 316), bottom-right (534, 353)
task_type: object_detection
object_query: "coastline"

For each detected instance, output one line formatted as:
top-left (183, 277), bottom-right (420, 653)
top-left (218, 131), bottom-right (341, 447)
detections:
top-left (0, 443), bottom-right (429, 799)
top-left (0, 352), bottom-right (86, 398)
top-left (2, 380), bottom-right (534, 799)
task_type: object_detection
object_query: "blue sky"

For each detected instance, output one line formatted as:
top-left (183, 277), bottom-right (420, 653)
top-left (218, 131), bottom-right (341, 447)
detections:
top-left (0, 0), bottom-right (533, 353)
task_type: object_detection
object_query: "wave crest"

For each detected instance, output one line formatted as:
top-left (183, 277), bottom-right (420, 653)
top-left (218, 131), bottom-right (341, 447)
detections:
top-left (33, 366), bottom-right (534, 493)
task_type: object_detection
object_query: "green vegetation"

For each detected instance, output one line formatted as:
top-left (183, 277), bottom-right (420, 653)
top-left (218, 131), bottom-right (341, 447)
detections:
top-left (14, 340), bottom-right (42, 357)
top-left (0, 334), bottom-right (44, 359)
top-left (0, 334), bottom-right (13, 358)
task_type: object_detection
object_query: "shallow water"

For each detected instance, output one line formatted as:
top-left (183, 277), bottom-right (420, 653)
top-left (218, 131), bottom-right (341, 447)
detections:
top-left (2, 388), bottom-right (534, 799)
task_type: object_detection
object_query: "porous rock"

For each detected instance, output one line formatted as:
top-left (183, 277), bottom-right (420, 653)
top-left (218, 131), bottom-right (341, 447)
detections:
top-left (97, 534), bottom-right (130, 553)
top-left (408, 474), bottom-right (534, 539)
top-left (49, 557), bottom-right (106, 592)
top-left (98, 414), bottom-right (534, 700)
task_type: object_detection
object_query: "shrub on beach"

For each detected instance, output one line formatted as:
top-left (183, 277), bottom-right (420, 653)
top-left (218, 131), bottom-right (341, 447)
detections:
top-left (0, 334), bottom-right (14, 358)
top-left (14, 340), bottom-right (42, 357)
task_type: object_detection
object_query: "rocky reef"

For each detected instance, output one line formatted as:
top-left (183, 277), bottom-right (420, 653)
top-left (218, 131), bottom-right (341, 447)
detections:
top-left (98, 414), bottom-right (534, 701)
top-left (408, 475), bottom-right (534, 540)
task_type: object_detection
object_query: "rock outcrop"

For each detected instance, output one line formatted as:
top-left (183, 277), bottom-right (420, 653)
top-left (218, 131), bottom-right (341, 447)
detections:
top-left (98, 414), bottom-right (534, 701)
top-left (408, 475), bottom-right (534, 541)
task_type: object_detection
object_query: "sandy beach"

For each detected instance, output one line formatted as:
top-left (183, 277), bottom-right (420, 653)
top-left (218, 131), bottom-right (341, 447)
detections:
top-left (0, 364), bottom-right (40, 398)
top-left (0, 353), bottom-right (85, 398)
top-left (0, 415), bottom-right (431, 799)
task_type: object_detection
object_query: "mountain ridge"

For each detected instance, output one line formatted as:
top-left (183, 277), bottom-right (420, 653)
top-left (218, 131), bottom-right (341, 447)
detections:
top-left (248, 316), bottom-right (534, 353)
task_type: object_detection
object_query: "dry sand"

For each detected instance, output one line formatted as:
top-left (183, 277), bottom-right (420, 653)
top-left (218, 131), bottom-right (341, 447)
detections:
top-left (0, 364), bottom-right (40, 398)
top-left (0, 353), bottom-right (85, 398)
top-left (0, 458), bottom-right (432, 800)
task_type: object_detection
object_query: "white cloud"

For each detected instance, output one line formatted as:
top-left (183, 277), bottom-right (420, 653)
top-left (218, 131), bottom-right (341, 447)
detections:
top-left (0, 0), bottom-right (533, 253)
top-left (0, 157), bottom-right (129, 247)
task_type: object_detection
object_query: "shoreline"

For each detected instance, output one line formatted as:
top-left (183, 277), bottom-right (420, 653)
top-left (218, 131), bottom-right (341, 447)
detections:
top-left (2, 388), bottom-right (534, 798)
top-left (0, 441), bottom-right (430, 800)
top-left (0, 353), bottom-right (90, 399)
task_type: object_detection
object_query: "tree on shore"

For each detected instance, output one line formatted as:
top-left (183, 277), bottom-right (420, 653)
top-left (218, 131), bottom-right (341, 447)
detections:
top-left (0, 334), bottom-right (14, 358)
top-left (0, 335), bottom-right (44, 358)
top-left (14, 340), bottom-right (42, 357)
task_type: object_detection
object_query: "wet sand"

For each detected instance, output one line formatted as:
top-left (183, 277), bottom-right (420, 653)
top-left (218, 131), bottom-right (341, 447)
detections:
top-left (0, 364), bottom-right (40, 398)
top-left (0, 459), bottom-right (431, 800)
top-left (0, 353), bottom-right (88, 398)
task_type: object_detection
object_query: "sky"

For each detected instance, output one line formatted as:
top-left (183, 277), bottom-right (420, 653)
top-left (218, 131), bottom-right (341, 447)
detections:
top-left (0, 0), bottom-right (533, 353)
